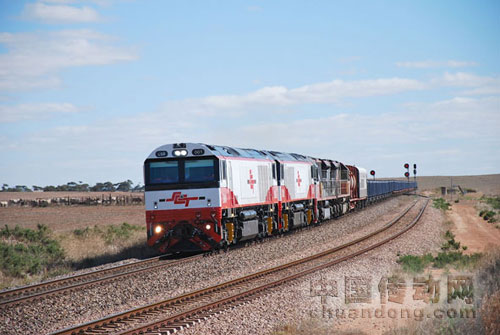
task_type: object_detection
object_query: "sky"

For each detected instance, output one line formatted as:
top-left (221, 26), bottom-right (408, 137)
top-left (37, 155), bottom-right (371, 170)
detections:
top-left (0, 0), bottom-right (499, 187)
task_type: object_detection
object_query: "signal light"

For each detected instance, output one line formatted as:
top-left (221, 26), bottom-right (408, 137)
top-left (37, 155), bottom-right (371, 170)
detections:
top-left (404, 172), bottom-right (410, 178)
top-left (404, 163), bottom-right (409, 169)
top-left (370, 170), bottom-right (375, 176)
top-left (413, 164), bottom-right (417, 169)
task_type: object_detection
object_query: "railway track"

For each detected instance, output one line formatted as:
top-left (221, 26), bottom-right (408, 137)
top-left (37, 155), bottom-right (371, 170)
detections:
top-left (0, 195), bottom-right (408, 309)
top-left (52, 196), bottom-right (428, 335)
top-left (0, 253), bottom-right (204, 308)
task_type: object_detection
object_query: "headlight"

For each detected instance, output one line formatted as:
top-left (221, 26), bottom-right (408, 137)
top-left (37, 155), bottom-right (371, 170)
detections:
top-left (154, 225), bottom-right (163, 234)
top-left (173, 150), bottom-right (188, 156)
top-left (205, 224), bottom-right (211, 230)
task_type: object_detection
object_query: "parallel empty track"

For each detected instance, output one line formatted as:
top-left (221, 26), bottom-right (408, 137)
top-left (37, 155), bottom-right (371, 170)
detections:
top-left (52, 197), bottom-right (428, 335)
top-left (0, 253), bottom-right (203, 308)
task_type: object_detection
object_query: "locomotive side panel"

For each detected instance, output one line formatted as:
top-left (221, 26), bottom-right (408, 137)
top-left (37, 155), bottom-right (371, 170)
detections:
top-left (224, 158), bottom-right (274, 207)
top-left (281, 161), bottom-right (313, 202)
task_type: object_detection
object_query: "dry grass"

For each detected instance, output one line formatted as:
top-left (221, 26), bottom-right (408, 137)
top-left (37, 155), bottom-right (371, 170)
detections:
top-left (0, 205), bottom-right (145, 232)
top-left (0, 223), bottom-right (157, 289)
top-left (59, 224), bottom-right (148, 263)
top-left (272, 318), bottom-right (366, 335)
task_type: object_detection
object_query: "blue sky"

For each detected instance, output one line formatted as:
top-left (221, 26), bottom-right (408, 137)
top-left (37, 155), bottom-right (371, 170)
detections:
top-left (0, 0), bottom-right (499, 187)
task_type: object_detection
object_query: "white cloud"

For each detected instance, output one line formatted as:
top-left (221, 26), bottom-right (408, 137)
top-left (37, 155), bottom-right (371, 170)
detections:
top-left (0, 29), bottom-right (137, 91)
top-left (1, 74), bottom-right (498, 182)
top-left (396, 60), bottom-right (477, 68)
top-left (161, 77), bottom-right (427, 116)
top-left (0, 103), bottom-right (80, 123)
top-left (158, 72), bottom-right (497, 119)
top-left (23, 2), bottom-right (101, 23)
top-left (433, 72), bottom-right (500, 96)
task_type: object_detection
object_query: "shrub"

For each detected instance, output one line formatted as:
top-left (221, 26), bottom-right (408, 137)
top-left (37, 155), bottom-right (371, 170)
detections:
top-left (433, 198), bottom-right (451, 210)
top-left (0, 225), bottom-right (65, 278)
top-left (72, 222), bottom-right (143, 245)
top-left (482, 196), bottom-right (500, 210)
top-left (398, 232), bottom-right (481, 273)
top-left (483, 211), bottom-right (496, 221)
top-left (441, 231), bottom-right (461, 251)
top-left (73, 227), bottom-right (91, 238)
top-left (397, 254), bottom-right (434, 273)
top-left (102, 222), bottom-right (143, 244)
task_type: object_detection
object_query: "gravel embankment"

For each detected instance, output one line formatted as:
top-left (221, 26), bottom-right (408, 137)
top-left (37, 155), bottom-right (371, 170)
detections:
top-left (178, 200), bottom-right (446, 335)
top-left (1, 196), bottom-right (439, 335)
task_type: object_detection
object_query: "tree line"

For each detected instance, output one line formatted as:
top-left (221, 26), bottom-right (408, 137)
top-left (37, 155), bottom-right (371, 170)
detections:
top-left (1, 180), bottom-right (144, 193)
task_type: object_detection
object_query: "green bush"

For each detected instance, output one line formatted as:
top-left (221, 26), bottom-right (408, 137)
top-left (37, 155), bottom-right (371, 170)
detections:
top-left (481, 196), bottom-right (500, 210)
top-left (397, 253), bottom-right (434, 273)
top-left (73, 227), bottom-right (91, 238)
top-left (398, 232), bottom-right (481, 273)
top-left (433, 198), bottom-right (451, 210)
top-left (434, 251), bottom-right (482, 269)
top-left (482, 211), bottom-right (496, 221)
top-left (103, 222), bottom-right (143, 244)
top-left (0, 225), bottom-right (65, 278)
top-left (441, 231), bottom-right (461, 251)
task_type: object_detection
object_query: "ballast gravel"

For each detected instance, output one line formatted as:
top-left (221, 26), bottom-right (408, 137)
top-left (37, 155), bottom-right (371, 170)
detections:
top-left (0, 196), bottom-right (445, 335)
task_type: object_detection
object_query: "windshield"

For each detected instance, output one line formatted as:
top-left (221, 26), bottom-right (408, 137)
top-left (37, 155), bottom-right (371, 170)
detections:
top-left (149, 161), bottom-right (179, 184)
top-left (145, 157), bottom-right (217, 187)
top-left (185, 159), bottom-right (215, 182)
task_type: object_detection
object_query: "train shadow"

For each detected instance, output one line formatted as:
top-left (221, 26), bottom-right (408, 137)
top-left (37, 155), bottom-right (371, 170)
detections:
top-left (70, 242), bottom-right (162, 270)
top-left (69, 244), bottom-right (205, 270)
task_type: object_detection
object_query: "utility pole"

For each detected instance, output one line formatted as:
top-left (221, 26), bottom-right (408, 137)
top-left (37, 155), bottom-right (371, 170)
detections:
top-left (450, 176), bottom-right (453, 203)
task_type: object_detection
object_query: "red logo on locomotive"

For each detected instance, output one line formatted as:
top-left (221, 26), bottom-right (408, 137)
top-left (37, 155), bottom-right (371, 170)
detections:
top-left (296, 171), bottom-right (302, 187)
top-left (166, 192), bottom-right (199, 207)
top-left (247, 169), bottom-right (257, 192)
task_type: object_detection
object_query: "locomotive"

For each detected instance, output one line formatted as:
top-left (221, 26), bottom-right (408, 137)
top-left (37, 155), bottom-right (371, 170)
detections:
top-left (144, 143), bottom-right (416, 253)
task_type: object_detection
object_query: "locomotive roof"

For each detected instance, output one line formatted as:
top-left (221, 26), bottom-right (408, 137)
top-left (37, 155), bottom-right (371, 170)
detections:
top-left (147, 143), bottom-right (319, 163)
top-left (146, 143), bottom-right (354, 171)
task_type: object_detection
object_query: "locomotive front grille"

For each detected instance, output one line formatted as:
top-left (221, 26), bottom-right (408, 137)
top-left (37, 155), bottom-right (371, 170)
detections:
top-left (172, 223), bottom-right (195, 239)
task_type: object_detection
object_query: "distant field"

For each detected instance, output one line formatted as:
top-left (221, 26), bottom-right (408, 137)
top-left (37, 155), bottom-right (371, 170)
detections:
top-left (411, 174), bottom-right (500, 194)
top-left (0, 191), bottom-right (141, 201)
top-left (0, 206), bottom-right (145, 232)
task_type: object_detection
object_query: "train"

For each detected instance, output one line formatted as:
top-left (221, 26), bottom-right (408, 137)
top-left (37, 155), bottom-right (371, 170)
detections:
top-left (144, 143), bottom-right (417, 253)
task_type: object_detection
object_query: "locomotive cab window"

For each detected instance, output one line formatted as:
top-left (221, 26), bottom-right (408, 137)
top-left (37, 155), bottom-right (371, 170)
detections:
top-left (149, 161), bottom-right (179, 184)
top-left (185, 159), bottom-right (215, 182)
top-left (145, 157), bottom-right (219, 190)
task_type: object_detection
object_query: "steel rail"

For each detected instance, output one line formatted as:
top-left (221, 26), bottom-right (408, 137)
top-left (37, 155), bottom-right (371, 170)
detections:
top-left (0, 254), bottom-right (204, 308)
top-left (51, 197), bottom-right (425, 335)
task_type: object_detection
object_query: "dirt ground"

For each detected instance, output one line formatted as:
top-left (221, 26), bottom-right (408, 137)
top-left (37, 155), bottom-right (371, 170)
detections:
top-left (448, 197), bottom-right (500, 254)
top-left (0, 206), bottom-right (145, 232)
